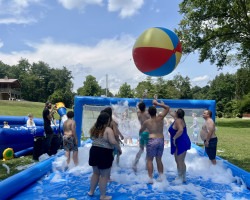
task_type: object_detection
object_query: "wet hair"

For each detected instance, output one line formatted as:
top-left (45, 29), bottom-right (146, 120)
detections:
top-left (67, 111), bottom-right (74, 119)
top-left (138, 102), bottom-right (146, 112)
top-left (148, 106), bottom-right (157, 117)
top-left (90, 112), bottom-right (110, 138)
top-left (176, 109), bottom-right (185, 119)
top-left (206, 109), bottom-right (212, 117)
top-left (101, 107), bottom-right (112, 119)
top-left (28, 113), bottom-right (33, 117)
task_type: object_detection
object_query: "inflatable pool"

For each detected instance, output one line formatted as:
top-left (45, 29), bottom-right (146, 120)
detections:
top-left (0, 116), bottom-right (45, 159)
top-left (0, 142), bottom-right (250, 200)
top-left (0, 117), bottom-right (60, 159)
top-left (0, 97), bottom-right (249, 199)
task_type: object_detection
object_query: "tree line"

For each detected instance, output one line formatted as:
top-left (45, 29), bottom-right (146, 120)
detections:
top-left (1, 0), bottom-right (250, 116)
top-left (1, 59), bottom-right (249, 117)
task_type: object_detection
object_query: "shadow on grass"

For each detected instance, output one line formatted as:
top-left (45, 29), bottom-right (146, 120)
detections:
top-left (217, 120), bottom-right (250, 128)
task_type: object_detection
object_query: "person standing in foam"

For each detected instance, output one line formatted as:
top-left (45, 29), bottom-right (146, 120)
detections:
top-left (168, 109), bottom-right (191, 184)
top-left (88, 112), bottom-right (122, 200)
top-left (101, 107), bottom-right (124, 166)
top-left (139, 99), bottom-right (170, 183)
top-left (200, 109), bottom-right (218, 165)
top-left (63, 111), bottom-right (78, 166)
top-left (132, 101), bottom-right (150, 172)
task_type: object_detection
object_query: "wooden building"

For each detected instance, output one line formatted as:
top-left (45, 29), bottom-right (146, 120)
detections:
top-left (0, 76), bottom-right (22, 100)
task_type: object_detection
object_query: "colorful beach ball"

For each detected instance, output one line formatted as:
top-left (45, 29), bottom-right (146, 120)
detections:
top-left (132, 27), bottom-right (182, 76)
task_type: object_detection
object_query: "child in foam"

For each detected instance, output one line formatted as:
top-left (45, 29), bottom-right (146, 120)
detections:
top-left (3, 121), bottom-right (10, 128)
top-left (27, 113), bottom-right (36, 127)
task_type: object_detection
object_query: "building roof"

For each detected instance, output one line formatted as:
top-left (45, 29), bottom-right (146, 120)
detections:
top-left (0, 77), bottom-right (21, 88)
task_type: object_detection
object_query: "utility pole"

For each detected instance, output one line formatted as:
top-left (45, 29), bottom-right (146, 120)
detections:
top-left (106, 74), bottom-right (108, 97)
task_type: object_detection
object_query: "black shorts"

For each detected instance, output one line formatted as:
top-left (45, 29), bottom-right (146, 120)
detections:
top-left (89, 146), bottom-right (114, 169)
top-left (205, 137), bottom-right (218, 160)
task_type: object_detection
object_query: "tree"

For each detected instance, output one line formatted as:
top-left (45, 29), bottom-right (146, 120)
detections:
top-left (172, 74), bottom-right (192, 99)
top-left (208, 73), bottom-right (236, 103)
top-left (77, 75), bottom-right (102, 96)
top-left (238, 92), bottom-right (250, 114)
top-left (134, 77), bottom-right (155, 98)
top-left (100, 88), bottom-right (114, 97)
top-left (176, 0), bottom-right (250, 68)
top-left (0, 61), bottom-right (11, 78)
top-left (164, 80), bottom-right (181, 99)
top-left (117, 82), bottom-right (134, 98)
top-left (154, 77), bottom-right (167, 99)
top-left (191, 85), bottom-right (210, 99)
top-left (235, 67), bottom-right (250, 99)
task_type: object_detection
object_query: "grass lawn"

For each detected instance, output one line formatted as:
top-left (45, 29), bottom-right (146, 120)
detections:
top-left (215, 118), bottom-right (250, 172)
top-left (0, 100), bottom-right (69, 119)
top-left (0, 100), bottom-right (250, 181)
top-left (0, 156), bottom-right (36, 180)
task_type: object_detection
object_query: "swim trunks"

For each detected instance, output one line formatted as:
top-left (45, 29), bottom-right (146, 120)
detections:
top-left (140, 131), bottom-right (149, 146)
top-left (146, 138), bottom-right (164, 158)
top-left (63, 136), bottom-right (78, 152)
top-left (205, 137), bottom-right (218, 160)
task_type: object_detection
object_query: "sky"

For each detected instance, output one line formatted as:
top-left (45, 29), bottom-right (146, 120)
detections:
top-left (0, 0), bottom-right (239, 94)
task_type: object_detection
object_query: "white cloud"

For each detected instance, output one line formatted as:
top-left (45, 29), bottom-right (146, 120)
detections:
top-left (0, 35), bottom-right (147, 94)
top-left (0, 17), bottom-right (37, 24)
top-left (107, 0), bottom-right (144, 18)
top-left (57, 0), bottom-right (103, 10)
top-left (191, 75), bottom-right (210, 87)
top-left (57, 0), bottom-right (144, 18)
top-left (0, 0), bottom-right (43, 24)
top-left (192, 75), bottom-right (209, 82)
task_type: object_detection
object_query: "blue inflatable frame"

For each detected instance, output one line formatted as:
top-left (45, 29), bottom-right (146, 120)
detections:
top-left (74, 96), bottom-right (216, 146)
top-left (1, 96), bottom-right (250, 200)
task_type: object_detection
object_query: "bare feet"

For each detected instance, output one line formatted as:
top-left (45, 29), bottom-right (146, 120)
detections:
top-left (148, 178), bottom-right (153, 184)
top-left (87, 191), bottom-right (94, 196)
top-left (100, 195), bottom-right (112, 200)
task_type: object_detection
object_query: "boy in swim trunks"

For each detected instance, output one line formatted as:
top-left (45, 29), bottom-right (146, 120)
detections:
top-left (139, 100), bottom-right (170, 183)
top-left (63, 111), bottom-right (78, 166)
top-left (132, 102), bottom-right (150, 172)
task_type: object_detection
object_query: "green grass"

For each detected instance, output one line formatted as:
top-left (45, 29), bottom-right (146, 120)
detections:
top-left (0, 156), bottom-right (36, 181)
top-left (0, 101), bottom-right (250, 181)
top-left (215, 118), bottom-right (250, 172)
top-left (0, 100), bottom-right (70, 119)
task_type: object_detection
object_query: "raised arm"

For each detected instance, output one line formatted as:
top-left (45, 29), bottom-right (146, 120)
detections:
top-left (152, 100), bottom-right (170, 118)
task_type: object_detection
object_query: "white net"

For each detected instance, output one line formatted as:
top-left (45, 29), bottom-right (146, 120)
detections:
top-left (82, 103), bottom-right (205, 144)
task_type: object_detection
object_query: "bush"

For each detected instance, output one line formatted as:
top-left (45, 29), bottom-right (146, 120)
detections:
top-left (236, 113), bottom-right (243, 118)
top-left (217, 111), bottom-right (223, 118)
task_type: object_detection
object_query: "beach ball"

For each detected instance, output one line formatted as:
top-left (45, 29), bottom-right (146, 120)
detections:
top-left (132, 27), bottom-right (182, 76)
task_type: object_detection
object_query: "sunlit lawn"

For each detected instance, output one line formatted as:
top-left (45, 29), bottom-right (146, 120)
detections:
top-left (215, 118), bottom-right (250, 172)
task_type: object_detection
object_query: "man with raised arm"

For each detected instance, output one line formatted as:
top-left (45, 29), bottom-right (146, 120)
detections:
top-left (139, 99), bottom-right (170, 183)
top-left (200, 109), bottom-right (218, 165)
